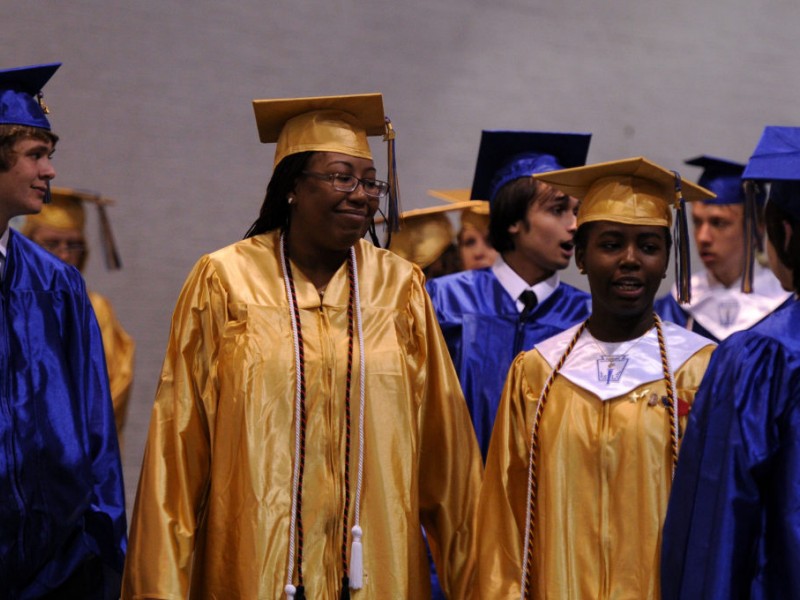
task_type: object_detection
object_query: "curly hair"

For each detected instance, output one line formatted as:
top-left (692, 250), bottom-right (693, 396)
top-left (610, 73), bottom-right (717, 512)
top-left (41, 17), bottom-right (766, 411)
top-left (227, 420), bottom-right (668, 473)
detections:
top-left (0, 124), bottom-right (59, 172)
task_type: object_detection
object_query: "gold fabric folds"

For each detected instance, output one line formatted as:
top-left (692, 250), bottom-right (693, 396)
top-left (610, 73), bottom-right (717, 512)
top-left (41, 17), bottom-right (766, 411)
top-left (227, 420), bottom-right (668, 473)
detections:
top-left (475, 344), bottom-right (714, 599)
top-left (88, 291), bottom-right (134, 445)
top-left (122, 231), bottom-right (482, 599)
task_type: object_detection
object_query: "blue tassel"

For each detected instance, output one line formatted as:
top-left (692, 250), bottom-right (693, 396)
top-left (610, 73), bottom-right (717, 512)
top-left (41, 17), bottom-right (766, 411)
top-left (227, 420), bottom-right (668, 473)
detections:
top-left (741, 180), bottom-right (759, 293)
top-left (384, 117), bottom-right (401, 236)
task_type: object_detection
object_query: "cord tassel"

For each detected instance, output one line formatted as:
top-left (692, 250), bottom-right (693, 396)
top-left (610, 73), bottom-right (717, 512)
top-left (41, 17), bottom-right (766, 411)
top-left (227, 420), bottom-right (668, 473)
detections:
top-left (349, 525), bottom-right (364, 589)
top-left (671, 171), bottom-right (692, 304)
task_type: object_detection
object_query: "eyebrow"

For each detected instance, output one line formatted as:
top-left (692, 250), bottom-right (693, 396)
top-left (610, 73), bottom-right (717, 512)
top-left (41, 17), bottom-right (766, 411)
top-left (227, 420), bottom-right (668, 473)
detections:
top-left (324, 160), bottom-right (377, 173)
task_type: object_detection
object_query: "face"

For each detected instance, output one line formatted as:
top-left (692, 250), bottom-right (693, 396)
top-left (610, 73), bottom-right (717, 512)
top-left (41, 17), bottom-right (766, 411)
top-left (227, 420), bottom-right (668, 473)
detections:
top-left (459, 225), bottom-right (498, 270)
top-left (30, 224), bottom-right (86, 269)
top-left (576, 222), bottom-right (669, 321)
top-left (289, 152), bottom-right (380, 254)
top-left (691, 202), bottom-right (745, 286)
top-left (507, 185), bottom-right (579, 273)
top-left (0, 137), bottom-right (56, 225)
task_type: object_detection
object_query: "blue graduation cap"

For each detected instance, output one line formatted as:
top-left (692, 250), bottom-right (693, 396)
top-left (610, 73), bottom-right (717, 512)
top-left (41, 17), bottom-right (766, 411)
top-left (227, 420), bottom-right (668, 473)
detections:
top-left (743, 126), bottom-right (800, 182)
top-left (0, 62), bottom-right (61, 130)
top-left (469, 130), bottom-right (591, 203)
top-left (743, 126), bottom-right (800, 222)
top-left (684, 155), bottom-right (758, 205)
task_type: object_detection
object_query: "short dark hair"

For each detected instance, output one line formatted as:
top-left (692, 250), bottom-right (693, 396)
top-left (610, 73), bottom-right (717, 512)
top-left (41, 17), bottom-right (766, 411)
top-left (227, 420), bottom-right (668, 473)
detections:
top-left (765, 182), bottom-right (800, 293)
top-left (244, 151), bottom-right (315, 238)
top-left (0, 124), bottom-right (58, 172)
top-left (489, 178), bottom-right (557, 253)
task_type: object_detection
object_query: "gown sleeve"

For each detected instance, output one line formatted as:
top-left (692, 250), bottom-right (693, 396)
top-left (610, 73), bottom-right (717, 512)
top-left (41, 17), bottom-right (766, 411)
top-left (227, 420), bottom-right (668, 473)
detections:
top-left (412, 269), bottom-right (484, 600)
top-left (122, 256), bottom-right (227, 598)
top-left (661, 333), bottom-right (800, 599)
top-left (474, 351), bottom-right (536, 600)
top-left (89, 291), bottom-right (135, 437)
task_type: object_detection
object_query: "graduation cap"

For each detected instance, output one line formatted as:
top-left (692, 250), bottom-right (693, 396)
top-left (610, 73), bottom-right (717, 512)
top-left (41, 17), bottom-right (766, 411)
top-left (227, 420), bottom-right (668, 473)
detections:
top-left (22, 187), bottom-right (122, 270)
top-left (469, 131), bottom-right (591, 203)
top-left (253, 93), bottom-right (400, 232)
top-left (738, 126), bottom-right (800, 288)
top-left (533, 156), bottom-right (715, 303)
top-left (379, 200), bottom-right (485, 269)
top-left (427, 188), bottom-right (490, 233)
top-left (0, 63), bottom-right (61, 130)
top-left (684, 155), bottom-right (758, 205)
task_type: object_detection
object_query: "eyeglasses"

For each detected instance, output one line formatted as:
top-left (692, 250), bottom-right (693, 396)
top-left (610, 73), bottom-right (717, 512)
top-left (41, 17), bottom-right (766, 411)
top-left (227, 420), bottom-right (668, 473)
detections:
top-left (302, 171), bottom-right (389, 198)
top-left (37, 240), bottom-right (86, 255)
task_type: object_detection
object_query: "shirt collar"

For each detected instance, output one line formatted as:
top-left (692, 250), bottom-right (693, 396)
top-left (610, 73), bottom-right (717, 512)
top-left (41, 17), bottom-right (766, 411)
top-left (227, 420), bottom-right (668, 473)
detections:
top-left (492, 255), bottom-right (560, 311)
top-left (0, 227), bottom-right (9, 260)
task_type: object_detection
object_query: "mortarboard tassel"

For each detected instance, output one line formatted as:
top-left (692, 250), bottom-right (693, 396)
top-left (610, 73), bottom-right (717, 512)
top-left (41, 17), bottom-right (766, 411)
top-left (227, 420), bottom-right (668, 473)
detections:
top-left (43, 180), bottom-right (52, 205)
top-left (340, 576), bottom-right (351, 599)
top-left (96, 202), bottom-right (122, 270)
top-left (741, 180), bottom-right (759, 294)
top-left (383, 117), bottom-right (401, 240)
top-left (671, 171), bottom-right (692, 304)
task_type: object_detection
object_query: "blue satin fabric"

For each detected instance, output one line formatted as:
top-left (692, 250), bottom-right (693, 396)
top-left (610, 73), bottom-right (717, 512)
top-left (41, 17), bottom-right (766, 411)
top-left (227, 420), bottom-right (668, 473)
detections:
top-left (662, 298), bottom-right (800, 599)
top-left (0, 231), bottom-right (126, 599)
top-left (427, 268), bottom-right (591, 459)
top-left (655, 293), bottom-right (719, 342)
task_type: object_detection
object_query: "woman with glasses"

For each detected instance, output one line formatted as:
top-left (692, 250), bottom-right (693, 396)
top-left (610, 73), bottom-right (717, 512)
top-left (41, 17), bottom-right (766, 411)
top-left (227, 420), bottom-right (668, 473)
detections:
top-left (122, 94), bottom-right (482, 599)
top-left (475, 158), bottom-right (717, 599)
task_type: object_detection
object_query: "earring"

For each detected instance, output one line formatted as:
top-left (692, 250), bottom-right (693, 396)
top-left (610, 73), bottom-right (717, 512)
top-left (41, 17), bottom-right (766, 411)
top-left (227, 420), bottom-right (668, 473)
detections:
top-left (578, 267), bottom-right (586, 274)
top-left (287, 196), bottom-right (295, 204)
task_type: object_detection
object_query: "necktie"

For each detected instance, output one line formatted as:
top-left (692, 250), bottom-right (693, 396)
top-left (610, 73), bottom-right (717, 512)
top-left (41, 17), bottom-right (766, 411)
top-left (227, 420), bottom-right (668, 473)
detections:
top-left (519, 289), bottom-right (538, 317)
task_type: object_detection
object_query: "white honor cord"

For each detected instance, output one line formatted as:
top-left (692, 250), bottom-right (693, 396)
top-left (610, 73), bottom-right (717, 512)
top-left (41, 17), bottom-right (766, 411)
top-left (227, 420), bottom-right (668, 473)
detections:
top-left (349, 246), bottom-right (367, 589)
top-left (281, 233), bottom-right (303, 599)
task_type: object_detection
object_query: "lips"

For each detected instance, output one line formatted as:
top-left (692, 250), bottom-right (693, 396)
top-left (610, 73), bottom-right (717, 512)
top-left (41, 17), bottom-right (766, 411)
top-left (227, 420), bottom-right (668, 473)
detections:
top-left (560, 241), bottom-right (575, 255)
top-left (612, 277), bottom-right (644, 298)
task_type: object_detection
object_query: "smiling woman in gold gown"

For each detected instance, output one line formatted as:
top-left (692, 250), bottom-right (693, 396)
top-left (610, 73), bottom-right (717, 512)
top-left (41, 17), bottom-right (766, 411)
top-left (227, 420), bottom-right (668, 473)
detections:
top-left (122, 94), bottom-right (482, 599)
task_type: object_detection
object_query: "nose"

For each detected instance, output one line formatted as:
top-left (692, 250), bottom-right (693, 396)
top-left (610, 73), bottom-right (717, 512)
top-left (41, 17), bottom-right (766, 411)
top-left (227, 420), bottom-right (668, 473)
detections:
top-left (40, 157), bottom-right (56, 180)
top-left (694, 223), bottom-right (711, 245)
top-left (620, 243), bottom-right (641, 269)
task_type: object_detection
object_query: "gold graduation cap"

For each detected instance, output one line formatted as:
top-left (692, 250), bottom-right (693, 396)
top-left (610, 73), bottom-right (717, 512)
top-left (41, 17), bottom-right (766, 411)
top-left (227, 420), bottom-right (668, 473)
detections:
top-left (533, 157), bottom-right (716, 303)
top-left (22, 187), bottom-right (121, 270)
top-left (252, 93), bottom-right (400, 232)
top-left (378, 200), bottom-right (485, 269)
top-left (427, 188), bottom-right (490, 233)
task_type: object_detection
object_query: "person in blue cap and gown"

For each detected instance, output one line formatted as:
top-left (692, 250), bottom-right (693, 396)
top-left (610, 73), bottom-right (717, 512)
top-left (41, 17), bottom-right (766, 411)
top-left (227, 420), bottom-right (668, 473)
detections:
top-left (0, 63), bottom-right (126, 598)
top-left (661, 126), bottom-right (800, 599)
top-left (426, 131), bottom-right (592, 459)
top-left (656, 155), bottom-right (792, 342)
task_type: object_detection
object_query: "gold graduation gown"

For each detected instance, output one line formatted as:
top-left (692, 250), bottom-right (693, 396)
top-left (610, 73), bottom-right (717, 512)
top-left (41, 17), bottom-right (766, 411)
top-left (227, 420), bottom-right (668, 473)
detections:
top-left (122, 232), bottom-right (482, 599)
top-left (476, 325), bottom-right (715, 600)
top-left (89, 291), bottom-right (135, 441)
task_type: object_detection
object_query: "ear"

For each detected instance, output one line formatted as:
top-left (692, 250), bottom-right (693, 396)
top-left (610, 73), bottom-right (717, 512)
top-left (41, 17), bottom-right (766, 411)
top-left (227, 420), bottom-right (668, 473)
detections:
top-left (575, 245), bottom-right (586, 273)
top-left (508, 220), bottom-right (522, 236)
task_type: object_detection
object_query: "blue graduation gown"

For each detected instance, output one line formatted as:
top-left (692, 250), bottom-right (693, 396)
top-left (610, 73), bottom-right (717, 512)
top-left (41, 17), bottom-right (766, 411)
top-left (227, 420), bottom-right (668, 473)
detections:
top-left (427, 268), bottom-right (591, 459)
top-left (0, 231), bottom-right (126, 599)
top-left (661, 297), bottom-right (800, 600)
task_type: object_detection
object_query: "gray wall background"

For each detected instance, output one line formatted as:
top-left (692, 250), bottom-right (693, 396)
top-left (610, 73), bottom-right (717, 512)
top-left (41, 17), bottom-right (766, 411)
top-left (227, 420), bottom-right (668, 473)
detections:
top-left (5, 0), bottom-right (800, 508)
